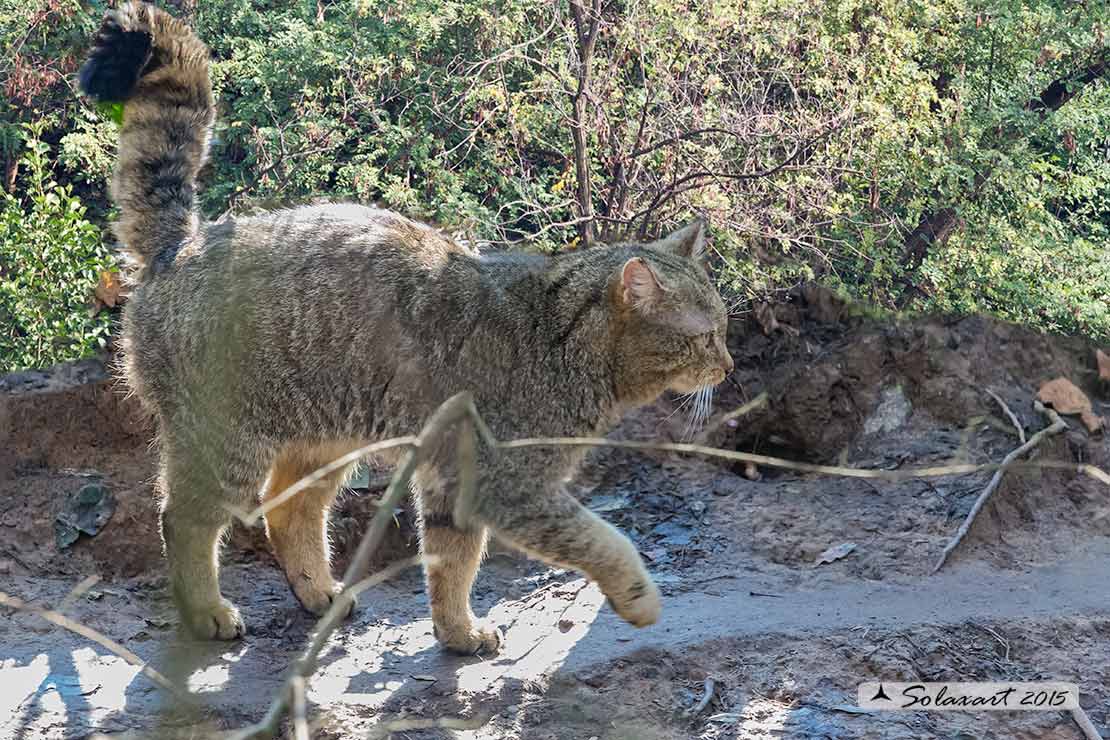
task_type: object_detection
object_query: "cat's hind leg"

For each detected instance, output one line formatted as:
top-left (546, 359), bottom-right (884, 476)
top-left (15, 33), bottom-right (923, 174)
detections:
top-left (160, 444), bottom-right (259, 640)
top-left (415, 470), bottom-right (502, 655)
top-left (262, 446), bottom-right (352, 617)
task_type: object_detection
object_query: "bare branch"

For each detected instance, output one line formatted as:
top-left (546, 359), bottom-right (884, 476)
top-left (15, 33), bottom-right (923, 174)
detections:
top-left (986, 388), bottom-right (1025, 444)
top-left (232, 436), bottom-right (417, 526)
top-left (932, 402), bottom-right (1068, 574)
top-left (568, 0), bottom-right (603, 245)
top-left (229, 392), bottom-right (480, 739)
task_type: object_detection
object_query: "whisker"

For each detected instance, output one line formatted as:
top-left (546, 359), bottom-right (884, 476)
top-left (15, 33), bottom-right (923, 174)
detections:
top-left (682, 385), bottom-right (714, 442)
top-left (662, 391), bottom-right (696, 424)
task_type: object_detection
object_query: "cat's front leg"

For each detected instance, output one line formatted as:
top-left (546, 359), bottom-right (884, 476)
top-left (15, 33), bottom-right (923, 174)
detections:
top-left (476, 458), bottom-right (661, 628)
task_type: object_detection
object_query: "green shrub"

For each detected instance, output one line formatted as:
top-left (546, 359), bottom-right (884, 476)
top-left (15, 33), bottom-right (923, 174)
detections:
top-left (1, 0), bottom-right (1108, 375)
top-left (0, 127), bottom-right (115, 373)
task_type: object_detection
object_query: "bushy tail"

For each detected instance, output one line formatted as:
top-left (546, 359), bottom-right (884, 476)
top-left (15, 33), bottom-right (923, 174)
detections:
top-left (79, 2), bottom-right (214, 278)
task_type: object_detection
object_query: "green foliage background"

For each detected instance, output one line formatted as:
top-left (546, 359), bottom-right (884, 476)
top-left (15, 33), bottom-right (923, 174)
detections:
top-left (0, 0), bottom-right (1107, 373)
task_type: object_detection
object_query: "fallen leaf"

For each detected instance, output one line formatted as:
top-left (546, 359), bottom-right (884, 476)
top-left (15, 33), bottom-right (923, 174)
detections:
top-left (558, 618), bottom-right (574, 633)
top-left (54, 483), bottom-right (116, 549)
top-left (94, 270), bottom-right (126, 309)
top-left (410, 674), bottom-right (437, 682)
top-left (1037, 377), bottom-right (1103, 433)
top-left (815, 541), bottom-right (857, 565)
top-left (1037, 377), bottom-right (1090, 414)
top-left (1097, 350), bottom-right (1110, 382)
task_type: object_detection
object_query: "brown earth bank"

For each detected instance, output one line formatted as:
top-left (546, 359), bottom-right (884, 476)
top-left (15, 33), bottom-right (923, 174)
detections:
top-left (1, 290), bottom-right (1108, 739)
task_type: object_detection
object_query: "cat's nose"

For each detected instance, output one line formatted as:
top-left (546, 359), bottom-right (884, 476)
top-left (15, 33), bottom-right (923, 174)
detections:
top-left (722, 353), bottom-right (734, 374)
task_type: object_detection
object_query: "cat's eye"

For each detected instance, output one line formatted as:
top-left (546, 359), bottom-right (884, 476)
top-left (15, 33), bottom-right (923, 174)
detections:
top-left (702, 333), bottom-right (715, 349)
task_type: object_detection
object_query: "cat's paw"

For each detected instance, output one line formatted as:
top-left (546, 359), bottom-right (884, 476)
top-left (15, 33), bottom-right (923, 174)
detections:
top-left (182, 598), bottom-right (245, 640)
top-left (434, 621), bottom-right (504, 656)
top-left (605, 576), bottom-right (662, 628)
top-left (291, 575), bottom-right (355, 619)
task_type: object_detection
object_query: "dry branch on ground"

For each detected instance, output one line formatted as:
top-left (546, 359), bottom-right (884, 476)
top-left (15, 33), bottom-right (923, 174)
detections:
top-left (932, 401), bottom-right (1069, 574)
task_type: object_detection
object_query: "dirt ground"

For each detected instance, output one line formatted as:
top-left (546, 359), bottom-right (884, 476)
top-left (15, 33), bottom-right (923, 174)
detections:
top-left (2, 291), bottom-right (1109, 740)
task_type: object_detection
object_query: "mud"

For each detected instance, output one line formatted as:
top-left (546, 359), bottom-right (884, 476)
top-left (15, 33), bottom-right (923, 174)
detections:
top-left (2, 296), bottom-right (1108, 739)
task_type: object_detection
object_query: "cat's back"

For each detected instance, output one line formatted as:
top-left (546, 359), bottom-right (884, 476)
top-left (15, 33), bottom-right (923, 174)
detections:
top-left (123, 203), bottom-right (469, 400)
top-left (130, 203), bottom-right (466, 326)
top-left (212, 202), bottom-right (467, 271)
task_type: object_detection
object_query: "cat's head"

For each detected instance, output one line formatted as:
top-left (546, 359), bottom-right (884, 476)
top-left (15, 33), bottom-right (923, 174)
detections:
top-left (609, 220), bottom-right (733, 403)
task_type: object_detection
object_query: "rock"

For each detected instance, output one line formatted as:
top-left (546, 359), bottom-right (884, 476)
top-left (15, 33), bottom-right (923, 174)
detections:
top-left (863, 386), bottom-right (912, 436)
top-left (815, 541), bottom-right (857, 565)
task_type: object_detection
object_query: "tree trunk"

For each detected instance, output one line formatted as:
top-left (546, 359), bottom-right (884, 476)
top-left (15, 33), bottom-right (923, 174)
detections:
top-left (895, 50), bottom-right (1109, 305)
top-left (568, 0), bottom-right (601, 246)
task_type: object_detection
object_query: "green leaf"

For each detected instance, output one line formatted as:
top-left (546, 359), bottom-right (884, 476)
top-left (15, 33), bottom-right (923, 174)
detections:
top-left (95, 101), bottom-right (125, 126)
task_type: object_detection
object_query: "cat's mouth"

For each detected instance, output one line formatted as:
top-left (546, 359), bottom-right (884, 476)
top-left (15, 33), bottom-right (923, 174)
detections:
top-left (670, 367), bottom-right (726, 394)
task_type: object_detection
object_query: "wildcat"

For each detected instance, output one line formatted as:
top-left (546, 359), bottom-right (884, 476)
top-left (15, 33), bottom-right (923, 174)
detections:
top-left (78, 2), bottom-right (733, 653)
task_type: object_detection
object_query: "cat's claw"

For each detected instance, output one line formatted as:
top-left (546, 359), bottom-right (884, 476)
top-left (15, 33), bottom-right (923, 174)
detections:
top-left (182, 598), bottom-right (245, 640)
top-left (435, 622), bottom-right (504, 656)
top-left (606, 577), bottom-right (662, 628)
top-left (292, 577), bottom-right (354, 619)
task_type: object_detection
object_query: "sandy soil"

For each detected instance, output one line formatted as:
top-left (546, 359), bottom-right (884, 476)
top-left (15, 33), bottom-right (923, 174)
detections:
top-left (2, 298), bottom-right (1108, 740)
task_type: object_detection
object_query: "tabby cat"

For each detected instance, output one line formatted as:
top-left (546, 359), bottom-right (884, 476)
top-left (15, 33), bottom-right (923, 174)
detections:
top-left (79, 2), bottom-right (733, 653)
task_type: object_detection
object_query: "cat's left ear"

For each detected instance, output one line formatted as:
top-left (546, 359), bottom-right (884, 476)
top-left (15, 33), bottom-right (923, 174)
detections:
top-left (620, 257), bottom-right (667, 309)
top-left (655, 218), bottom-right (707, 260)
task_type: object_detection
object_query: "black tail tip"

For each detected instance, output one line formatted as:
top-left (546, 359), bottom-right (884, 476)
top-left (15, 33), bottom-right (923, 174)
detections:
top-left (78, 14), bottom-right (153, 103)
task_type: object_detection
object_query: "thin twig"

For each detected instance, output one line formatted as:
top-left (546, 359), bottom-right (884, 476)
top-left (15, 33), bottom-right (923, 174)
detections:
top-left (986, 388), bottom-right (1025, 443)
top-left (696, 392), bottom-right (769, 442)
top-left (496, 435), bottom-right (1105, 484)
top-left (453, 416), bottom-right (480, 530)
top-left (1072, 706), bottom-right (1105, 740)
top-left (932, 403), bottom-right (1068, 573)
top-left (57, 574), bottom-right (101, 613)
top-left (228, 557), bottom-right (425, 740)
top-left (229, 393), bottom-right (478, 739)
top-left (685, 678), bottom-right (716, 717)
top-left (0, 591), bottom-right (187, 703)
top-left (290, 676), bottom-right (309, 740)
top-left (245, 413), bottom-right (1109, 524)
top-left (366, 714), bottom-right (491, 739)
top-left (970, 622), bottom-right (1010, 661)
top-left (232, 436), bottom-right (417, 526)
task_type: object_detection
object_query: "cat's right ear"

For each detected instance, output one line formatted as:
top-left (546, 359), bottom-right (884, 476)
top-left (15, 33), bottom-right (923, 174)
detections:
top-left (621, 257), bottom-right (666, 309)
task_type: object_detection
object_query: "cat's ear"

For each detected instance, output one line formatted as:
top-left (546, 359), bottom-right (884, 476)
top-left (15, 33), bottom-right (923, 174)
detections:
top-left (621, 257), bottom-right (666, 309)
top-left (655, 218), bottom-right (707, 260)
